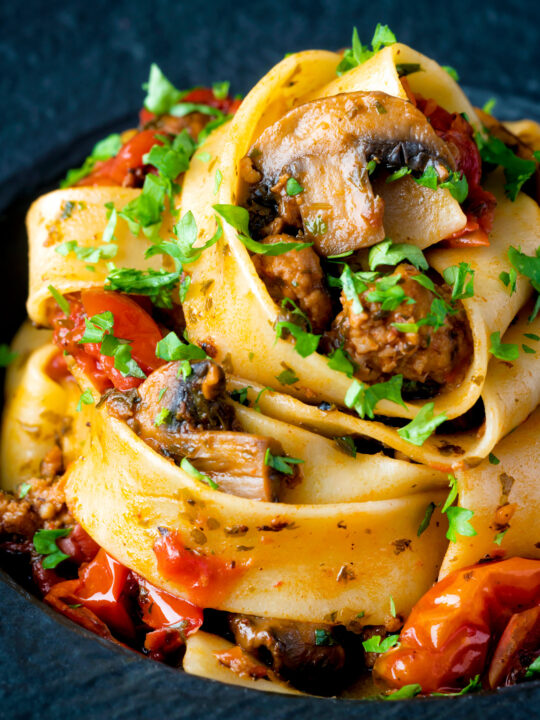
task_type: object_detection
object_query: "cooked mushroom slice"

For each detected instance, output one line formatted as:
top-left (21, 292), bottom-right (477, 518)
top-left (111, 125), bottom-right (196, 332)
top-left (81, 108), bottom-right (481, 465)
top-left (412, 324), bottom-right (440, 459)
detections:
top-left (124, 360), bottom-right (291, 501)
top-left (229, 614), bottom-right (352, 695)
top-left (246, 91), bottom-right (456, 256)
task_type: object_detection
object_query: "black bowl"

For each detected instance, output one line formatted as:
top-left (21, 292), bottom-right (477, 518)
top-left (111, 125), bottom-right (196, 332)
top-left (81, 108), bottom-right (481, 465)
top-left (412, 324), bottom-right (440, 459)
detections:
top-left (1, 90), bottom-right (539, 720)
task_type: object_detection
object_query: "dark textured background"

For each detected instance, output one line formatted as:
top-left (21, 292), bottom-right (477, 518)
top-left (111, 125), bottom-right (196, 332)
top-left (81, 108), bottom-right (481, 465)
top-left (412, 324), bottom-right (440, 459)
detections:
top-left (1, 0), bottom-right (539, 717)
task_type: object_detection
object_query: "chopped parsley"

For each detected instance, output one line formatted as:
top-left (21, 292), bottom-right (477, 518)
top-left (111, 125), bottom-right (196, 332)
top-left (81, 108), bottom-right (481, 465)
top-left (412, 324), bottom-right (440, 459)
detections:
top-left (0, 344), bottom-right (18, 367)
top-left (33, 528), bottom-right (72, 569)
top-left (55, 240), bottom-right (118, 264)
top-left (525, 656), bottom-right (540, 678)
top-left (180, 457), bottom-right (219, 490)
top-left (366, 274), bottom-right (412, 312)
top-left (389, 595), bottom-right (396, 618)
top-left (442, 263), bottom-right (475, 301)
top-left (345, 376), bottom-right (406, 419)
top-left (362, 634), bottom-right (400, 653)
top-left (264, 448), bottom-right (304, 475)
top-left (368, 239), bottom-right (428, 271)
top-left (442, 65), bottom-right (460, 82)
top-left (413, 165), bottom-right (468, 202)
top-left (417, 502), bottom-right (436, 536)
top-left (334, 436), bottom-right (356, 457)
top-left (276, 367), bottom-right (299, 385)
top-left (213, 204), bottom-right (311, 255)
top-left (488, 453), bottom-right (500, 465)
top-left (336, 24), bottom-right (397, 76)
top-left (76, 389), bottom-right (94, 412)
top-left (155, 331), bottom-right (207, 362)
top-left (154, 407), bottom-right (171, 426)
top-left (79, 312), bottom-right (145, 379)
top-left (441, 474), bottom-right (459, 514)
top-left (499, 269), bottom-right (517, 295)
top-left (60, 133), bottom-right (122, 188)
top-left (18, 482), bottom-right (31, 499)
top-left (214, 168), bottom-right (223, 195)
top-left (397, 402), bottom-right (447, 446)
top-left (143, 63), bottom-right (186, 115)
top-left (489, 331), bottom-right (519, 361)
top-left (386, 167), bottom-right (411, 183)
top-left (285, 177), bottom-right (304, 196)
top-left (445, 506), bottom-right (477, 543)
top-left (483, 98), bottom-right (497, 114)
top-left (494, 529), bottom-right (508, 546)
top-left (212, 81), bottom-right (230, 100)
top-left (508, 246), bottom-right (540, 320)
top-left (314, 629), bottom-right (336, 646)
top-left (230, 386), bottom-right (251, 405)
top-left (48, 285), bottom-right (70, 316)
top-left (327, 347), bottom-right (356, 377)
top-left (475, 130), bottom-right (536, 201)
top-left (383, 684), bottom-right (422, 700)
top-left (304, 216), bottom-right (328, 236)
top-left (275, 321), bottom-right (321, 357)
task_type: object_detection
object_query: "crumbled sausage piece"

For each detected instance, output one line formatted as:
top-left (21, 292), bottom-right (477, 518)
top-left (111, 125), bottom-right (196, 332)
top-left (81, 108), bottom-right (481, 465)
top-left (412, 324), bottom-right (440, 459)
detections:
top-left (252, 234), bottom-right (333, 333)
top-left (327, 263), bottom-right (472, 387)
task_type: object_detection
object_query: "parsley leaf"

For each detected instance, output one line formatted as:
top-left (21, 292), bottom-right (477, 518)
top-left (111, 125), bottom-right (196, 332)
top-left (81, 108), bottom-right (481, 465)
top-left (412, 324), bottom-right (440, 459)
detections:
top-left (264, 448), bottom-right (304, 475)
top-left (212, 81), bottom-right (230, 100)
top-left (48, 285), bottom-right (70, 315)
top-left (276, 367), bottom-right (299, 385)
top-left (214, 168), bottom-right (223, 195)
top-left (155, 331), bottom-right (207, 362)
top-left (499, 269), bottom-right (517, 295)
top-left (362, 634), bottom-right (400, 653)
top-left (314, 629), bottom-right (336, 646)
top-left (369, 239), bottom-right (428, 271)
top-left (366, 274), bottom-right (410, 311)
top-left (525, 656), bottom-right (540, 678)
top-left (489, 331), bottom-right (520, 361)
top-left (336, 24), bottom-right (397, 76)
top-left (397, 402), bottom-right (447, 446)
top-left (154, 407), bottom-right (171, 426)
top-left (275, 321), bottom-right (321, 357)
top-left (386, 167), bottom-right (411, 183)
top-left (334, 436), bottom-right (356, 457)
top-left (0, 344), bottom-right (18, 367)
top-left (383, 684), bottom-right (422, 700)
top-left (345, 375), bottom-right (406, 419)
top-left (440, 172), bottom-right (469, 203)
top-left (417, 502), bottom-right (436, 536)
top-left (395, 63), bottom-right (422, 77)
top-left (33, 528), bottom-right (72, 569)
top-left (327, 347), bottom-right (356, 377)
top-left (475, 130), bottom-right (536, 201)
top-left (508, 246), bottom-right (540, 320)
top-left (230, 386), bottom-right (251, 405)
top-left (143, 63), bottom-right (185, 115)
top-left (446, 506), bottom-right (477, 542)
top-left (55, 240), bottom-right (118, 264)
top-left (105, 267), bottom-right (181, 308)
top-left (76, 389), bottom-right (94, 412)
top-left (442, 65), bottom-right (460, 82)
top-left (442, 263), bottom-right (475, 301)
top-left (213, 204), bottom-right (311, 255)
top-left (180, 457), bottom-right (219, 490)
top-left (286, 177), bottom-right (304, 196)
top-left (79, 311), bottom-right (114, 344)
top-left (488, 453), bottom-right (500, 465)
top-left (441, 474), bottom-right (459, 513)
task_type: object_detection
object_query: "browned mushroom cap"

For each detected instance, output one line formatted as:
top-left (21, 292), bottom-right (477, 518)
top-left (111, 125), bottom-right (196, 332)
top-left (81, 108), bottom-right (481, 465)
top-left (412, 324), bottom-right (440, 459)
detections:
top-left (248, 91), bottom-right (456, 256)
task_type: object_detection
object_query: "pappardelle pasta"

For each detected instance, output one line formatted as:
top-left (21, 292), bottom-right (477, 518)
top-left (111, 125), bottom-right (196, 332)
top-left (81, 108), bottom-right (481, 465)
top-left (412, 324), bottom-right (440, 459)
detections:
top-left (1, 24), bottom-right (540, 700)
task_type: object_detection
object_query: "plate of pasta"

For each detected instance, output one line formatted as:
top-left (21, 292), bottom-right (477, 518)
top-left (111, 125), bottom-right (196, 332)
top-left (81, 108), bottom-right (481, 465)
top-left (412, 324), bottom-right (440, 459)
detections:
top-left (1, 23), bottom-right (540, 705)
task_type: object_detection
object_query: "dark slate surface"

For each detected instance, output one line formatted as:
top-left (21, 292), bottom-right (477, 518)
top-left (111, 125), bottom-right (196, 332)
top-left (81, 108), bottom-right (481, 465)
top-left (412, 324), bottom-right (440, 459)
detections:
top-left (1, 0), bottom-right (539, 717)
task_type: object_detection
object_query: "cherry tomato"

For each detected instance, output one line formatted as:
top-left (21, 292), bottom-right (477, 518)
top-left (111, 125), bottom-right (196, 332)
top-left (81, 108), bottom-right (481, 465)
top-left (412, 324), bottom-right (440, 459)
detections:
top-left (415, 95), bottom-right (497, 245)
top-left (373, 557), bottom-right (540, 694)
top-left (153, 528), bottom-right (245, 607)
top-left (52, 290), bottom-right (164, 392)
top-left (77, 130), bottom-right (161, 187)
top-left (488, 605), bottom-right (540, 688)
top-left (57, 524), bottom-right (100, 565)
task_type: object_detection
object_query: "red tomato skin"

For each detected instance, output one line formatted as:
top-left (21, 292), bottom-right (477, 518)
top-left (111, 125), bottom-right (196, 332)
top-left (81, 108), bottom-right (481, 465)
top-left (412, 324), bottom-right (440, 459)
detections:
top-left (138, 578), bottom-right (203, 635)
top-left (72, 548), bottom-right (135, 638)
top-left (77, 130), bottom-right (161, 187)
top-left (153, 528), bottom-right (246, 607)
top-left (373, 557), bottom-right (540, 693)
top-left (51, 290), bottom-right (163, 392)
